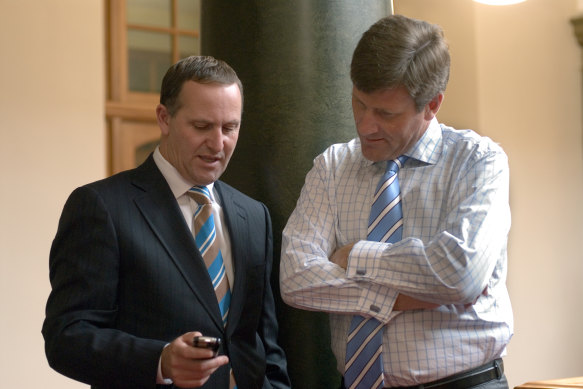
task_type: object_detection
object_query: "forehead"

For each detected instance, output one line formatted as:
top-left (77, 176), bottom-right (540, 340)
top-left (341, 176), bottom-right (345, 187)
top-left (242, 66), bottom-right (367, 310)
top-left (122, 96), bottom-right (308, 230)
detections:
top-left (176, 81), bottom-right (242, 114)
top-left (178, 80), bottom-right (241, 99)
top-left (353, 85), bottom-right (413, 108)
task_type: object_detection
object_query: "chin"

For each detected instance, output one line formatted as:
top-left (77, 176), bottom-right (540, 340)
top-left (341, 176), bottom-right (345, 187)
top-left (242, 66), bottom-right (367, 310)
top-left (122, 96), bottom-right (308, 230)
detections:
top-left (361, 150), bottom-right (384, 163)
top-left (188, 174), bottom-right (216, 187)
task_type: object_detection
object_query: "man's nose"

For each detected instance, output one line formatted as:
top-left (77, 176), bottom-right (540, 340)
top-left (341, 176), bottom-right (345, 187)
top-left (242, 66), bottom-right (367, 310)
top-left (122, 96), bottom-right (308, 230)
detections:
top-left (206, 127), bottom-right (224, 151)
top-left (356, 109), bottom-right (378, 135)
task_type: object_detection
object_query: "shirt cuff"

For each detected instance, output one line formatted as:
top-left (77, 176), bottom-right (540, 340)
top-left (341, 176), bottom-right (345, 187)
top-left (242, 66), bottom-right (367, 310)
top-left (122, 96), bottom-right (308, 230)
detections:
top-left (346, 240), bottom-right (399, 322)
top-left (156, 344), bottom-right (173, 385)
top-left (347, 241), bottom-right (383, 277)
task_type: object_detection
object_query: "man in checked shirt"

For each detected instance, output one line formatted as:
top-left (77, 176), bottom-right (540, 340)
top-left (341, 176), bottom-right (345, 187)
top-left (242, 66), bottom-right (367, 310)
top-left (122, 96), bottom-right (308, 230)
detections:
top-left (280, 14), bottom-right (512, 389)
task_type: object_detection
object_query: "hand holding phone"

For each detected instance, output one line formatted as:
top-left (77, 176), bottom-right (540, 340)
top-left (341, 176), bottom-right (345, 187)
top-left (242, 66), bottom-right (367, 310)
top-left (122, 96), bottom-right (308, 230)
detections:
top-left (193, 336), bottom-right (221, 357)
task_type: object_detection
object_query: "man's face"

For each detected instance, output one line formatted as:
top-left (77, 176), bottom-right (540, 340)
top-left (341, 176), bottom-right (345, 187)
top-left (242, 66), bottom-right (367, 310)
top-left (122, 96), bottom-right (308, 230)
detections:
top-left (352, 85), bottom-right (441, 162)
top-left (157, 81), bottom-right (242, 186)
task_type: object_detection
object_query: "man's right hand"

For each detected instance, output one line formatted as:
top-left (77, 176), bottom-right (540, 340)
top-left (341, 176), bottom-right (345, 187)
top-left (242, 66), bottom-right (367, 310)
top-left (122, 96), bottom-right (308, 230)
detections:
top-left (161, 331), bottom-right (229, 388)
top-left (393, 286), bottom-right (488, 311)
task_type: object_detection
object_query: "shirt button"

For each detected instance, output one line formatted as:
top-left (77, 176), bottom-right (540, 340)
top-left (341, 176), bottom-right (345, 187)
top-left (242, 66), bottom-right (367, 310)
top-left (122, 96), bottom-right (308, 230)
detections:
top-left (370, 305), bottom-right (380, 312)
top-left (356, 268), bottom-right (366, 275)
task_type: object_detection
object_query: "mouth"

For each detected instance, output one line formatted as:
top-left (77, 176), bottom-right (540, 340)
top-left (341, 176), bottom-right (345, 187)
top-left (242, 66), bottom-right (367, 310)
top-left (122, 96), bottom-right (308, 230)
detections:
top-left (199, 155), bottom-right (222, 164)
top-left (362, 137), bottom-right (386, 145)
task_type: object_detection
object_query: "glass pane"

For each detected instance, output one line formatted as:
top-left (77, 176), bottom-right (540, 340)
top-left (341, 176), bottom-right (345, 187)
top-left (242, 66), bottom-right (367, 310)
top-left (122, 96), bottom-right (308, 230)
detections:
top-left (178, 35), bottom-right (199, 59)
top-left (177, 0), bottom-right (200, 30)
top-left (127, 0), bottom-right (171, 29)
top-left (128, 29), bottom-right (172, 93)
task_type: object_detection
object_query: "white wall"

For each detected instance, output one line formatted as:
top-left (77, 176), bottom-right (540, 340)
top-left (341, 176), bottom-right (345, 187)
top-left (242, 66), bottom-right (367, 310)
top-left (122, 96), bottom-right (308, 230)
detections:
top-left (1, 0), bottom-right (582, 388)
top-left (475, 0), bottom-right (583, 385)
top-left (396, 0), bottom-right (583, 386)
top-left (0, 0), bottom-right (105, 387)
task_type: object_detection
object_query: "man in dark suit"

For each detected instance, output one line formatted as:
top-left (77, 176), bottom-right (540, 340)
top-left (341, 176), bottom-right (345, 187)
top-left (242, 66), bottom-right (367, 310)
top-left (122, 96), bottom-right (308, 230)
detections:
top-left (42, 56), bottom-right (290, 389)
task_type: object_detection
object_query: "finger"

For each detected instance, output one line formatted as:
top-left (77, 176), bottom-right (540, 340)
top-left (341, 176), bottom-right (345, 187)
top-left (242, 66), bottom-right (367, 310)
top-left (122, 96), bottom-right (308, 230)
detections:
top-left (161, 331), bottom-right (210, 379)
top-left (190, 346), bottom-right (217, 360)
top-left (172, 355), bottom-right (230, 385)
top-left (184, 331), bottom-right (203, 346)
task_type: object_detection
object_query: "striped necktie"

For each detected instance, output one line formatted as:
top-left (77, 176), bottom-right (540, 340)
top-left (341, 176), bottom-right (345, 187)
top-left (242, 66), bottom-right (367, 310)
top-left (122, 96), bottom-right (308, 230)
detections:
top-left (189, 186), bottom-right (238, 388)
top-left (189, 186), bottom-right (232, 326)
top-left (344, 156), bottom-right (408, 389)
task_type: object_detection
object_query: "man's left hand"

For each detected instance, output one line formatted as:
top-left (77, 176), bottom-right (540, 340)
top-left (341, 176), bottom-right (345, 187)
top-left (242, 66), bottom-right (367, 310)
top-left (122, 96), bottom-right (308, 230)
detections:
top-left (329, 243), bottom-right (354, 269)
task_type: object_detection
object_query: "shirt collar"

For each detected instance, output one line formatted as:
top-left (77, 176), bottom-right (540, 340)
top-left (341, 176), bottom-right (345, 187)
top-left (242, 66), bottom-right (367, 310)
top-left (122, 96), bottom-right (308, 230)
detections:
top-left (153, 146), bottom-right (215, 200)
top-left (355, 117), bottom-right (443, 169)
top-left (405, 117), bottom-right (442, 166)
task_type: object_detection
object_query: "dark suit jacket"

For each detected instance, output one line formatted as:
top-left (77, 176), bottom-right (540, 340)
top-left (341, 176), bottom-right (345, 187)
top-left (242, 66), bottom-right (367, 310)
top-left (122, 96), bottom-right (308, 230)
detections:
top-left (42, 155), bottom-right (290, 389)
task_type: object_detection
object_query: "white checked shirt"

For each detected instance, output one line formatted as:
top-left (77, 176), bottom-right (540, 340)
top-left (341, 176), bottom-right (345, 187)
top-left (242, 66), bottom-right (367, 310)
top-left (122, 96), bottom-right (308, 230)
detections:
top-left (280, 119), bottom-right (513, 386)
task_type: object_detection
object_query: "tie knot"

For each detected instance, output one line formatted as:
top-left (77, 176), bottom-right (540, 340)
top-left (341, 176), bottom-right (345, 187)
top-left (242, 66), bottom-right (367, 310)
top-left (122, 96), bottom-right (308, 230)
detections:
top-left (188, 186), bottom-right (211, 205)
top-left (387, 156), bottom-right (408, 174)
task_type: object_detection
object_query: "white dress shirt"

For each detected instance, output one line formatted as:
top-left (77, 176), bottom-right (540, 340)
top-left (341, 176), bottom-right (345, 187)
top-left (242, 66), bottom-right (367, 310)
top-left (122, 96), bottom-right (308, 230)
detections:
top-left (280, 119), bottom-right (513, 386)
top-left (153, 146), bottom-right (235, 287)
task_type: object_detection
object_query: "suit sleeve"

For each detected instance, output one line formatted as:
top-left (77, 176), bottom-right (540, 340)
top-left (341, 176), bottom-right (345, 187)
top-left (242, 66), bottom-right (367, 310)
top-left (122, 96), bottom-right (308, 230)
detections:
top-left (258, 203), bottom-right (291, 389)
top-left (42, 186), bottom-right (165, 388)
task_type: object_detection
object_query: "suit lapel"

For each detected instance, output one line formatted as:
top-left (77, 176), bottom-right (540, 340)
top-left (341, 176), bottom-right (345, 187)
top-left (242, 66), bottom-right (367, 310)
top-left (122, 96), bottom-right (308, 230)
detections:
top-left (131, 156), bottom-right (224, 331)
top-left (214, 181), bottom-right (248, 334)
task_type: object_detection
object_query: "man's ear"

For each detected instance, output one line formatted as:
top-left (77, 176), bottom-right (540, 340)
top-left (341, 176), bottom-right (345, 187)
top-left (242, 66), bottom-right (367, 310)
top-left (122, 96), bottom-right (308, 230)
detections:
top-left (424, 93), bottom-right (444, 121)
top-left (156, 104), bottom-right (171, 135)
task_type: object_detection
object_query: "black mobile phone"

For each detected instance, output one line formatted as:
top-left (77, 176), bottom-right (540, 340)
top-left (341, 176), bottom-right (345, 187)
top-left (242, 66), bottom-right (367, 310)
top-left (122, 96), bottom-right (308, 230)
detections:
top-left (193, 336), bottom-right (221, 356)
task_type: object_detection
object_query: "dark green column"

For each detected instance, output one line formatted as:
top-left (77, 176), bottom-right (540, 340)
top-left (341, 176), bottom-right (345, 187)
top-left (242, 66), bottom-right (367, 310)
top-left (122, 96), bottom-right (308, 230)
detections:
top-left (201, 2), bottom-right (389, 387)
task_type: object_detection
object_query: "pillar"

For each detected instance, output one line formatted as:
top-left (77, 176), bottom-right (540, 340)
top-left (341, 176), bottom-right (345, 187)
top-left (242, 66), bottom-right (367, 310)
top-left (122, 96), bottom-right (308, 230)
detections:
top-left (201, 2), bottom-right (389, 387)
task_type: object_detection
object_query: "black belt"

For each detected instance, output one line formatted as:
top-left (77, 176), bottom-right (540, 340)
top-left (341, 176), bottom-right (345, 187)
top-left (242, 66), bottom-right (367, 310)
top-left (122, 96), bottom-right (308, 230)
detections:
top-left (394, 359), bottom-right (504, 389)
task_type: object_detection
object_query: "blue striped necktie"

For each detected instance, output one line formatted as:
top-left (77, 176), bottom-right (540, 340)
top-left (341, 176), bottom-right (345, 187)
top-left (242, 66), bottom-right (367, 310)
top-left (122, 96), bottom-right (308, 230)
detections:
top-left (189, 186), bottom-right (232, 327)
top-left (190, 186), bottom-right (238, 388)
top-left (344, 156), bottom-right (408, 389)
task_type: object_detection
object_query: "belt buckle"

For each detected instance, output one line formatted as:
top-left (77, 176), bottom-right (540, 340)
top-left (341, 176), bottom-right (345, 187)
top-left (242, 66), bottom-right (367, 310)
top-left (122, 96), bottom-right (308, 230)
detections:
top-left (494, 359), bottom-right (503, 380)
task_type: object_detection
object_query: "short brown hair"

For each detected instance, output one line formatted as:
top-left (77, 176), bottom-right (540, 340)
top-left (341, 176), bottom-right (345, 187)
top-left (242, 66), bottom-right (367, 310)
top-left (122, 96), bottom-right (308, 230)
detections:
top-left (351, 15), bottom-right (450, 112)
top-left (160, 56), bottom-right (243, 116)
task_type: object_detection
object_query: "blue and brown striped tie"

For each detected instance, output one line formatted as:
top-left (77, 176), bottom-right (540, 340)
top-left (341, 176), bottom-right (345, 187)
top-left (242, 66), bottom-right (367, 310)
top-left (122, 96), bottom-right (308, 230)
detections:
top-left (189, 186), bottom-right (232, 326)
top-left (189, 186), bottom-right (237, 388)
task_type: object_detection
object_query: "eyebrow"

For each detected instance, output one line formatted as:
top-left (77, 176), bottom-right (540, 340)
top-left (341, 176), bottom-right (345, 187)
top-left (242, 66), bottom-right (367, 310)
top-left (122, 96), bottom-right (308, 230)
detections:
top-left (224, 120), bottom-right (241, 127)
top-left (190, 119), bottom-right (241, 126)
top-left (374, 107), bottom-right (393, 116)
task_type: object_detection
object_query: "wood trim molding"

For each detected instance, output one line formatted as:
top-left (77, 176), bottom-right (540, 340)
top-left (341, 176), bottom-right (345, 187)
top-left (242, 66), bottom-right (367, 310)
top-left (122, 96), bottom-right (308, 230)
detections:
top-left (106, 101), bottom-right (157, 122)
top-left (105, 0), bottom-right (200, 175)
top-left (515, 376), bottom-right (583, 388)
